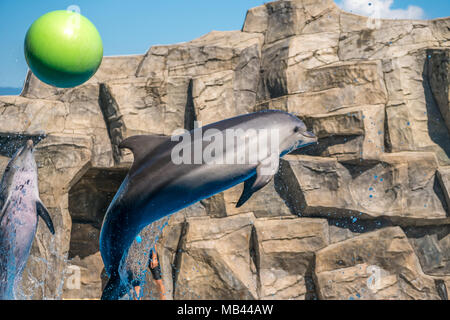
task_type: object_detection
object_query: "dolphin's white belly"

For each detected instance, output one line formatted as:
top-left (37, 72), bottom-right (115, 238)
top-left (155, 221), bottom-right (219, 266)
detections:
top-left (180, 163), bottom-right (254, 195)
top-left (137, 133), bottom-right (270, 225)
top-left (138, 163), bottom-right (255, 228)
top-left (0, 189), bottom-right (38, 299)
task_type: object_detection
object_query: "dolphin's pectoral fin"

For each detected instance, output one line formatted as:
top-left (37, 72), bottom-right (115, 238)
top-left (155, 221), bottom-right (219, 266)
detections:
top-left (119, 135), bottom-right (169, 164)
top-left (236, 174), bottom-right (273, 208)
top-left (236, 175), bottom-right (257, 208)
top-left (36, 201), bottom-right (55, 235)
top-left (236, 156), bottom-right (279, 208)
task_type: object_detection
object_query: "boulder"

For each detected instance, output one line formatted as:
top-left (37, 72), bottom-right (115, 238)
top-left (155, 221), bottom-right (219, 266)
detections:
top-left (404, 225), bottom-right (450, 276)
top-left (315, 227), bottom-right (442, 300)
top-left (278, 153), bottom-right (449, 225)
top-left (174, 214), bottom-right (257, 300)
top-left (254, 218), bottom-right (329, 299)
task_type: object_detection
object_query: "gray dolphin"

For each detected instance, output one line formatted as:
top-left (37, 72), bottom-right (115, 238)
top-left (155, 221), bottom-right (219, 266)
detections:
top-left (99, 110), bottom-right (317, 300)
top-left (0, 140), bottom-right (54, 300)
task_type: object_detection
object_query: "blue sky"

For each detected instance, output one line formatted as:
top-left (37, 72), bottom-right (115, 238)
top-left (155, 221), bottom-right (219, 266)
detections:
top-left (0, 0), bottom-right (449, 90)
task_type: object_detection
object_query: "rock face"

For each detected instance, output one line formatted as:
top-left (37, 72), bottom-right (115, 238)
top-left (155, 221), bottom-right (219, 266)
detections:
top-left (0, 0), bottom-right (449, 300)
top-left (315, 227), bottom-right (442, 300)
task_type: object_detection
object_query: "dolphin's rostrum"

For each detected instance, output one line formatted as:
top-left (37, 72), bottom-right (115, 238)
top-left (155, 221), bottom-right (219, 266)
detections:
top-left (0, 140), bottom-right (54, 300)
top-left (99, 110), bottom-right (317, 300)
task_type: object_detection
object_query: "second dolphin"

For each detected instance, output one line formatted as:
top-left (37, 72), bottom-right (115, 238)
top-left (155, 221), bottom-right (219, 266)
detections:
top-left (0, 140), bottom-right (55, 300)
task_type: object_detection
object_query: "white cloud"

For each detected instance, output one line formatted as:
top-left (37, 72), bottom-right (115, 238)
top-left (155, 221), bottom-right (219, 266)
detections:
top-left (338, 0), bottom-right (425, 20)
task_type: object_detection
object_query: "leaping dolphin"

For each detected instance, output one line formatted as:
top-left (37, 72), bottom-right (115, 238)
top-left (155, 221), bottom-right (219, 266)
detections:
top-left (0, 140), bottom-right (55, 300)
top-left (99, 110), bottom-right (317, 300)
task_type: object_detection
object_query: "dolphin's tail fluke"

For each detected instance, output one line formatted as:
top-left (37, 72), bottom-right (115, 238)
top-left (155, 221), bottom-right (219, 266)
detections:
top-left (101, 274), bottom-right (129, 300)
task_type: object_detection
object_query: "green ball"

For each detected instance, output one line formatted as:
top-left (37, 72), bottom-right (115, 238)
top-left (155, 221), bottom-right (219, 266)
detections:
top-left (24, 10), bottom-right (103, 88)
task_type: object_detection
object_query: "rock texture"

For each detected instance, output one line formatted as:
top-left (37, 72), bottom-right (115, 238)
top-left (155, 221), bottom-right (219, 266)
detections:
top-left (0, 0), bottom-right (449, 300)
top-left (315, 227), bottom-right (442, 300)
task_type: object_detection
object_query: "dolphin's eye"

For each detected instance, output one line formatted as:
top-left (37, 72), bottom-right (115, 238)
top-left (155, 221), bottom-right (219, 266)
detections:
top-left (294, 126), bottom-right (300, 133)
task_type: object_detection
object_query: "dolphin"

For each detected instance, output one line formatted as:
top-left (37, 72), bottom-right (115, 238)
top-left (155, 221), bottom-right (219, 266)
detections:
top-left (0, 140), bottom-right (55, 300)
top-left (99, 110), bottom-right (317, 300)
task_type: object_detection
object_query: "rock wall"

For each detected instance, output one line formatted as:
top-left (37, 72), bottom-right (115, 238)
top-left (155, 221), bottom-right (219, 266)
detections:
top-left (0, 0), bottom-right (449, 299)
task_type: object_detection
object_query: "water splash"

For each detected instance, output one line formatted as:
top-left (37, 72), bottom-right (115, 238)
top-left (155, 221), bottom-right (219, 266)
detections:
top-left (118, 216), bottom-right (170, 300)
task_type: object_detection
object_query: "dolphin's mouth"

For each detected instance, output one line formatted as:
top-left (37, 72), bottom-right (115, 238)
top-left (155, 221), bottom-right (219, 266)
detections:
top-left (282, 139), bottom-right (318, 157)
top-left (300, 141), bottom-right (318, 148)
top-left (301, 131), bottom-right (316, 139)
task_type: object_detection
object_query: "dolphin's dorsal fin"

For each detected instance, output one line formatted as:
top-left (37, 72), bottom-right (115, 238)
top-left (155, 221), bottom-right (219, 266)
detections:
top-left (236, 156), bottom-right (279, 208)
top-left (36, 201), bottom-right (55, 235)
top-left (119, 135), bottom-right (169, 164)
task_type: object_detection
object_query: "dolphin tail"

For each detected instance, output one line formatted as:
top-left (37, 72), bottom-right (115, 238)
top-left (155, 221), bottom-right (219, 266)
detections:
top-left (101, 274), bottom-right (129, 300)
